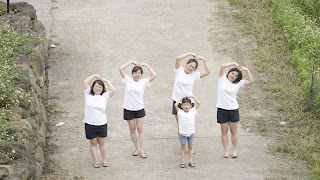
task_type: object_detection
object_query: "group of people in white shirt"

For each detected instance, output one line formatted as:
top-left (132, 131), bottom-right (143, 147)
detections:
top-left (83, 52), bottom-right (254, 168)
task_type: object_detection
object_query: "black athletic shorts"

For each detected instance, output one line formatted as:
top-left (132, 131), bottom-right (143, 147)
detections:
top-left (217, 108), bottom-right (240, 123)
top-left (123, 108), bottom-right (146, 120)
top-left (172, 100), bottom-right (194, 115)
top-left (85, 123), bottom-right (108, 139)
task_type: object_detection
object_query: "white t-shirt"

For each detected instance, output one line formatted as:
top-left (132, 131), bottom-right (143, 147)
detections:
top-left (216, 75), bottom-right (245, 110)
top-left (83, 87), bottom-right (110, 125)
top-left (172, 66), bottom-right (201, 101)
top-left (122, 74), bottom-right (150, 111)
top-left (178, 108), bottom-right (197, 136)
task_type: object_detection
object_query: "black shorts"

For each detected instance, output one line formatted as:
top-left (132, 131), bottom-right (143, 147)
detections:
top-left (85, 123), bottom-right (107, 139)
top-left (123, 108), bottom-right (146, 120)
top-left (217, 108), bottom-right (240, 124)
top-left (172, 100), bottom-right (194, 115)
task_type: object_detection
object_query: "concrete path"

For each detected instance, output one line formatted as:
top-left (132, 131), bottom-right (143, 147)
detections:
top-left (12, 0), bottom-right (307, 179)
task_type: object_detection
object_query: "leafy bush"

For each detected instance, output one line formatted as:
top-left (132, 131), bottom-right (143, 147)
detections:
top-left (272, 0), bottom-right (320, 114)
top-left (0, 23), bottom-right (31, 146)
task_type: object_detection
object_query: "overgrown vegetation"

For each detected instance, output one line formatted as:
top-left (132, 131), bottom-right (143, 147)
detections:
top-left (0, 23), bottom-right (31, 147)
top-left (229, 0), bottom-right (320, 179)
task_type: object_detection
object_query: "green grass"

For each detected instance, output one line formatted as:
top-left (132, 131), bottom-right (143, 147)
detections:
top-left (229, 0), bottom-right (320, 179)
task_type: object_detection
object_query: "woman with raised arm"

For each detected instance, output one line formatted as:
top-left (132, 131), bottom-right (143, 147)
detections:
top-left (216, 62), bottom-right (254, 158)
top-left (172, 53), bottom-right (210, 136)
top-left (83, 74), bottom-right (116, 168)
top-left (119, 61), bottom-right (156, 159)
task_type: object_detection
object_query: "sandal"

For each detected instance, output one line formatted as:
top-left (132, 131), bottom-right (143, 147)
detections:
top-left (132, 150), bottom-right (140, 156)
top-left (232, 154), bottom-right (238, 158)
top-left (93, 163), bottom-right (100, 168)
top-left (223, 154), bottom-right (229, 158)
top-left (102, 162), bottom-right (109, 167)
top-left (188, 162), bottom-right (196, 167)
top-left (180, 163), bottom-right (185, 168)
top-left (140, 152), bottom-right (148, 159)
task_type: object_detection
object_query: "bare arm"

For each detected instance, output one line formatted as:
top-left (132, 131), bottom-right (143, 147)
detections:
top-left (175, 53), bottom-right (196, 70)
top-left (100, 77), bottom-right (116, 97)
top-left (119, 61), bottom-right (138, 78)
top-left (187, 95), bottom-right (201, 109)
top-left (239, 67), bottom-right (254, 86)
top-left (196, 56), bottom-right (211, 78)
top-left (83, 74), bottom-right (100, 91)
top-left (219, 62), bottom-right (239, 77)
top-left (140, 63), bottom-right (157, 83)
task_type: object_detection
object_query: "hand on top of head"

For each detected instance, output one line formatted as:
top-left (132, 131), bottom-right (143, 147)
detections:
top-left (238, 66), bottom-right (248, 71)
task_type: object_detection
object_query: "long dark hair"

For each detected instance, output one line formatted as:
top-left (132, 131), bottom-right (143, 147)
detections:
top-left (186, 59), bottom-right (198, 70)
top-left (132, 66), bottom-right (143, 75)
top-left (90, 80), bottom-right (106, 95)
top-left (227, 68), bottom-right (242, 84)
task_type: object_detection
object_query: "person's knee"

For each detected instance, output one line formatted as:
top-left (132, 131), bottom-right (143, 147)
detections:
top-left (90, 141), bottom-right (98, 146)
top-left (188, 144), bottom-right (193, 149)
top-left (137, 127), bottom-right (144, 134)
top-left (181, 145), bottom-right (186, 150)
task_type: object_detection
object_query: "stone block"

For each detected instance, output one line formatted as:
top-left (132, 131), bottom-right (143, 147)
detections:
top-left (0, 153), bottom-right (10, 164)
top-left (0, 166), bottom-right (9, 179)
top-left (34, 147), bottom-right (44, 165)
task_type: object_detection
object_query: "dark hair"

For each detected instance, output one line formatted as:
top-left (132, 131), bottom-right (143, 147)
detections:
top-left (186, 59), bottom-right (198, 70)
top-left (132, 66), bottom-right (143, 75)
top-left (181, 97), bottom-right (192, 104)
top-left (90, 80), bottom-right (106, 95)
top-left (227, 68), bottom-right (242, 84)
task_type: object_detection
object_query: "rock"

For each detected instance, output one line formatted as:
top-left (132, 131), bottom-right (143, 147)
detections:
top-left (3, 160), bottom-right (36, 180)
top-left (12, 16), bottom-right (31, 30)
top-left (34, 147), bottom-right (44, 165)
top-left (0, 166), bottom-right (9, 179)
top-left (0, 153), bottom-right (10, 164)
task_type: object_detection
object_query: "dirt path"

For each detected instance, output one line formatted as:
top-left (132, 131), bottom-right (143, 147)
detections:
top-left (13, 0), bottom-right (308, 179)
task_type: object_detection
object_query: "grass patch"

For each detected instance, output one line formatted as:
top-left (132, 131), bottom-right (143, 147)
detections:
top-left (229, 0), bottom-right (320, 178)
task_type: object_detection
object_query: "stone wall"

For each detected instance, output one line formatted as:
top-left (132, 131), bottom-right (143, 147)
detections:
top-left (0, 2), bottom-right (49, 179)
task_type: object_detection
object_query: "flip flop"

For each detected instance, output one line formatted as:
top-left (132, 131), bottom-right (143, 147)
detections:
top-left (93, 163), bottom-right (100, 168)
top-left (102, 162), bottom-right (109, 167)
top-left (232, 154), bottom-right (238, 158)
top-left (223, 154), bottom-right (229, 158)
top-left (188, 162), bottom-right (196, 167)
top-left (180, 163), bottom-right (185, 168)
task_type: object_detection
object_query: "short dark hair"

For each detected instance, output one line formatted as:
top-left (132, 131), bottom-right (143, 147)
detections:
top-left (181, 97), bottom-right (192, 104)
top-left (186, 59), bottom-right (198, 70)
top-left (227, 68), bottom-right (242, 84)
top-left (90, 80), bottom-right (106, 95)
top-left (132, 66), bottom-right (143, 75)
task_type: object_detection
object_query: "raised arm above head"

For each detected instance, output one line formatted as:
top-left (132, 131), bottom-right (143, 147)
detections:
top-left (83, 74), bottom-right (100, 91)
top-left (140, 63), bottom-right (157, 83)
top-left (238, 67), bottom-right (254, 86)
top-left (195, 56), bottom-right (211, 78)
top-left (175, 53), bottom-right (196, 70)
top-left (187, 95), bottom-right (201, 109)
top-left (219, 62), bottom-right (239, 77)
top-left (119, 61), bottom-right (138, 78)
top-left (100, 77), bottom-right (116, 97)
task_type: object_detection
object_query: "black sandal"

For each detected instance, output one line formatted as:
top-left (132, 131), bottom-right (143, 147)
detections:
top-left (180, 163), bottom-right (185, 168)
top-left (188, 162), bottom-right (196, 167)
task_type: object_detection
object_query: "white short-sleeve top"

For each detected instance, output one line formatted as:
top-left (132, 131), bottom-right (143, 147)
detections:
top-left (178, 107), bottom-right (197, 136)
top-left (216, 75), bottom-right (245, 110)
top-left (172, 66), bottom-right (201, 101)
top-left (83, 87), bottom-right (110, 125)
top-left (122, 74), bottom-right (150, 111)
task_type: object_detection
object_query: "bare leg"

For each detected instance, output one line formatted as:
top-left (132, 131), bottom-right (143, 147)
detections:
top-left (127, 119), bottom-right (139, 151)
top-left (97, 137), bottom-right (107, 165)
top-left (188, 144), bottom-right (193, 163)
top-left (89, 138), bottom-right (99, 165)
top-left (229, 122), bottom-right (238, 157)
top-left (180, 145), bottom-right (186, 163)
top-left (136, 118), bottom-right (145, 154)
top-left (220, 123), bottom-right (229, 158)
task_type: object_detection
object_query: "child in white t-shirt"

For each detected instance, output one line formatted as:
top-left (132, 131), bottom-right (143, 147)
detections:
top-left (174, 95), bottom-right (200, 168)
